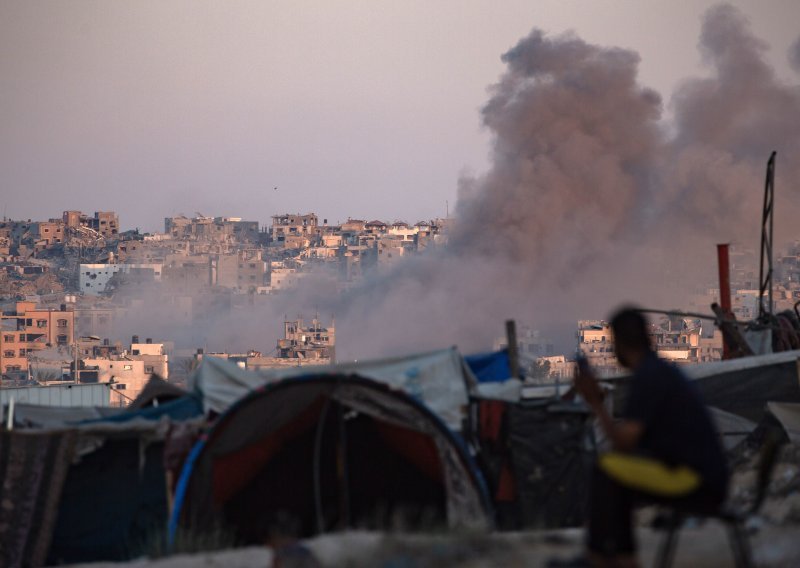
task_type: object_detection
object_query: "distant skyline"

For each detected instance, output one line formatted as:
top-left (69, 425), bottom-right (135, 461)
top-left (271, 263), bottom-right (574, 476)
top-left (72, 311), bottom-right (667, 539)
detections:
top-left (2, 1), bottom-right (798, 232)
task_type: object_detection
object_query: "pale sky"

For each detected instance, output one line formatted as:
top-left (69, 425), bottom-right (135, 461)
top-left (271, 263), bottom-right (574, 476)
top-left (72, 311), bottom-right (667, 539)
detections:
top-left (1, 1), bottom-right (798, 232)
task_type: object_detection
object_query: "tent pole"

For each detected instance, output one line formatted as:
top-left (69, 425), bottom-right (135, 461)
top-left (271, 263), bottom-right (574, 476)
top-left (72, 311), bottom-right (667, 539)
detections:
top-left (313, 398), bottom-right (331, 534)
top-left (337, 403), bottom-right (350, 529)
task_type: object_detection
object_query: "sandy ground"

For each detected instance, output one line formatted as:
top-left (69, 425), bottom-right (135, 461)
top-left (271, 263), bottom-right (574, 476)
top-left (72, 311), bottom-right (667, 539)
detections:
top-left (65, 523), bottom-right (800, 567)
top-left (65, 443), bottom-right (800, 567)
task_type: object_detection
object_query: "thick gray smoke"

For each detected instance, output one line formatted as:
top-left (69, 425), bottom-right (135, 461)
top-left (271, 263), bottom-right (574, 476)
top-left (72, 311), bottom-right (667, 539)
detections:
top-left (332, 3), bottom-right (800, 360)
top-left (110, 4), bottom-right (800, 361)
top-left (790, 36), bottom-right (800, 74)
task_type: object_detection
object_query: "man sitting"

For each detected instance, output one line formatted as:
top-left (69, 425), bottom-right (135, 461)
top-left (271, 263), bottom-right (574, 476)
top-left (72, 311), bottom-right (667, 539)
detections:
top-left (573, 307), bottom-right (729, 568)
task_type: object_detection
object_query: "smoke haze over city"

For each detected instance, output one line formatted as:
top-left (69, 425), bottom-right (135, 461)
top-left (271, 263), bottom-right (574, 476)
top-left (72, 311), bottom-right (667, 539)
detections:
top-left (2, 2), bottom-right (800, 359)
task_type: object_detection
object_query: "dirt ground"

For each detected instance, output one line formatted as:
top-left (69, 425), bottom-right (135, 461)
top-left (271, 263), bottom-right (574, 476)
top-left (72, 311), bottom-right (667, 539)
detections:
top-left (66, 442), bottom-right (800, 567)
top-left (65, 523), bottom-right (800, 567)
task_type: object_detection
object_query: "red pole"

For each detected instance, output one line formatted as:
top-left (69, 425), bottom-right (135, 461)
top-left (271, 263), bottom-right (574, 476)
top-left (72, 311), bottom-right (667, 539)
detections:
top-left (717, 244), bottom-right (731, 359)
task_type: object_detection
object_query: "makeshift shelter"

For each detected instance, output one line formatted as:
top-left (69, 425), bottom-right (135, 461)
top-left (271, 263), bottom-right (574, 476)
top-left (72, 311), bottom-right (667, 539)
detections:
top-left (506, 400), bottom-right (593, 528)
top-left (43, 395), bottom-right (205, 564)
top-left (129, 376), bottom-right (188, 409)
top-left (471, 393), bottom-right (594, 530)
top-left (192, 347), bottom-right (476, 431)
top-left (171, 375), bottom-right (492, 545)
top-left (0, 428), bottom-right (76, 568)
top-left (0, 396), bottom-right (204, 566)
top-left (608, 350), bottom-right (800, 422)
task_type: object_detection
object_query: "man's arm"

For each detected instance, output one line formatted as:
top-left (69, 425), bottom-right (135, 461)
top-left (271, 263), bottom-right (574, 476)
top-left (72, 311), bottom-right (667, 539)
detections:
top-left (575, 370), bottom-right (644, 452)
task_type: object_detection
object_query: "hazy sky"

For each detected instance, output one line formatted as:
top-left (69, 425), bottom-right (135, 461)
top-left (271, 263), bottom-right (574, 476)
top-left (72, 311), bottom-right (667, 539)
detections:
top-left (1, 1), bottom-right (798, 232)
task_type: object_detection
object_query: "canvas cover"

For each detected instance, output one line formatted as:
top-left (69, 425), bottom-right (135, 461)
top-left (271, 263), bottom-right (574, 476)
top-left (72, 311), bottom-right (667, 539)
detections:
top-left (609, 350), bottom-right (800, 422)
top-left (709, 407), bottom-right (757, 450)
top-left (171, 375), bottom-right (492, 542)
top-left (768, 402), bottom-right (800, 443)
top-left (192, 347), bottom-right (476, 430)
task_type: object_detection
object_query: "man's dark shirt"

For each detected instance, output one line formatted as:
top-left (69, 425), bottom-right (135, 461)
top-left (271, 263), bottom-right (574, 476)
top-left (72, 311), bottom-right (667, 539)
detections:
top-left (621, 351), bottom-right (729, 494)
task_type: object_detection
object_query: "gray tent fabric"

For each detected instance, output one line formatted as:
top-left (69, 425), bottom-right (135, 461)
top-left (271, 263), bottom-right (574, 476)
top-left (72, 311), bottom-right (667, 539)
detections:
top-left (768, 402), bottom-right (800, 443)
top-left (191, 347), bottom-right (476, 430)
top-left (608, 351), bottom-right (800, 422)
top-left (709, 407), bottom-right (757, 450)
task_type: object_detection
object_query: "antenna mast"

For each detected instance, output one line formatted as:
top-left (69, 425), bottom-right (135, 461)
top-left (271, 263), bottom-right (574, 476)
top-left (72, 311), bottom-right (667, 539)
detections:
top-left (758, 151), bottom-right (776, 320)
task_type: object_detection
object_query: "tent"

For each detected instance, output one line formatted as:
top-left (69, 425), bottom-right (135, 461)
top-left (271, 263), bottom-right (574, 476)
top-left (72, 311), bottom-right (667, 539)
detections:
top-left (0, 395), bottom-right (204, 565)
top-left (43, 395), bottom-right (205, 564)
top-left (170, 375), bottom-right (492, 545)
top-left (192, 347), bottom-right (476, 431)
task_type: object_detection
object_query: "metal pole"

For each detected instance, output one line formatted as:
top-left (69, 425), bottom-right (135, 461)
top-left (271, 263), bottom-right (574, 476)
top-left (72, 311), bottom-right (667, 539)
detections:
top-left (74, 339), bottom-right (79, 383)
top-left (758, 152), bottom-right (776, 319)
top-left (717, 244), bottom-right (732, 360)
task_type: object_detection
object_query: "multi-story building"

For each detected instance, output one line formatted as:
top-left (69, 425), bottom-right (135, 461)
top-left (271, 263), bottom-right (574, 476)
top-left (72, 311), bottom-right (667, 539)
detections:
top-left (278, 317), bottom-right (335, 361)
top-left (194, 316), bottom-right (336, 371)
top-left (0, 301), bottom-right (75, 376)
top-left (164, 215), bottom-right (259, 244)
top-left (269, 213), bottom-right (318, 249)
top-left (81, 336), bottom-right (169, 404)
top-left (63, 210), bottom-right (119, 239)
top-left (577, 316), bottom-right (723, 375)
top-left (577, 320), bottom-right (621, 377)
top-left (79, 263), bottom-right (163, 295)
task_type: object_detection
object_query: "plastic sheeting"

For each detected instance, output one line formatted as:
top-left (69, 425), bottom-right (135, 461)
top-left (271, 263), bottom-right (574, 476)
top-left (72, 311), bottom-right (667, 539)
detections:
top-left (507, 400), bottom-right (593, 529)
top-left (465, 350), bottom-right (512, 383)
top-left (609, 350), bottom-right (800, 422)
top-left (708, 407), bottom-right (757, 450)
top-left (191, 348), bottom-right (476, 431)
top-left (768, 402), bottom-right (800, 443)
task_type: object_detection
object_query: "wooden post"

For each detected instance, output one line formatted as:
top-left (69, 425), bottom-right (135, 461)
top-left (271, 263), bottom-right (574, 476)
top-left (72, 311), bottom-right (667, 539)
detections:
top-left (506, 320), bottom-right (520, 379)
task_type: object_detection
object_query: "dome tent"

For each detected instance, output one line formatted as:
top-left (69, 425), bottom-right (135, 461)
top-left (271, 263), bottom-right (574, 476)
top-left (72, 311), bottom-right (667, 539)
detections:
top-left (170, 375), bottom-right (492, 544)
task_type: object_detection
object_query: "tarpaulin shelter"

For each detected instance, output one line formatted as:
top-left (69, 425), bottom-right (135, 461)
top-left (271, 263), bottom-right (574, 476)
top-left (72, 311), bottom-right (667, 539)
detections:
top-left (470, 391), bottom-right (594, 530)
top-left (170, 375), bottom-right (492, 545)
top-left (191, 347), bottom-right (476, 432)
top-left (608, 350), bottom-right (800, 422)
top-left (0, 393), bottom-right (203, 566)
top-left (506, 400), bottom-right (594, 528)
top-left (465, 350), bottom-right (513, 383)
top-left (46, 395), bottom-right (203, 564)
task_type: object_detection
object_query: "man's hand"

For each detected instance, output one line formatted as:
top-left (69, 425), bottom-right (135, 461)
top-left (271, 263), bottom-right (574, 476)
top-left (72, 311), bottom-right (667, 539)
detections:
top-left (574, 364), bottom-right (604, 409)
top-left (574, 360), bottom-right (644, 452)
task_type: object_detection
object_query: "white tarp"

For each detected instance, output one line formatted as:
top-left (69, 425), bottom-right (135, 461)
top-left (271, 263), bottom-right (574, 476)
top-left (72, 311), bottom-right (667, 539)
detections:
top-left (191, 347), bottom-right (477, 430)
top-left (768, 402), bottom-right (800, 443)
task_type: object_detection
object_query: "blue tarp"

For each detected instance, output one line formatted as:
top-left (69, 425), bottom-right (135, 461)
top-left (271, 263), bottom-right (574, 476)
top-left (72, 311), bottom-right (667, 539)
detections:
top-left (78, 395), bottom-right (203, 424)
top-left (465, 350), bottom-right (513, 383)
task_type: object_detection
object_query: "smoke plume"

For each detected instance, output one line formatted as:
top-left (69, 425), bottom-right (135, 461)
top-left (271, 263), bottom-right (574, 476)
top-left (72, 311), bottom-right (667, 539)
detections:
top-left (332, 3), bottom-right (800, 360)
top-left (111, 4), bottom-right (800, 361)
